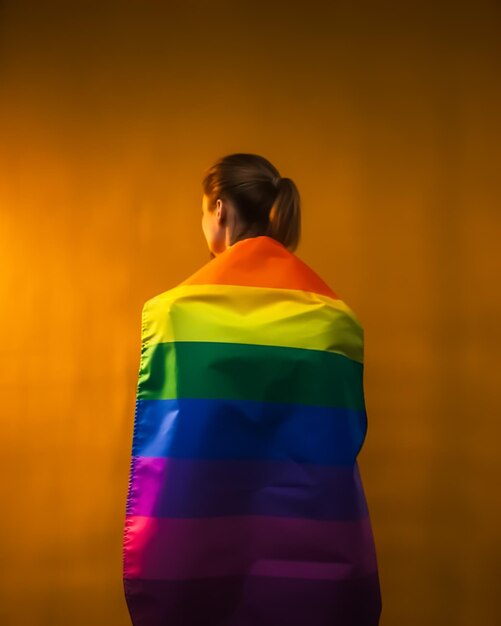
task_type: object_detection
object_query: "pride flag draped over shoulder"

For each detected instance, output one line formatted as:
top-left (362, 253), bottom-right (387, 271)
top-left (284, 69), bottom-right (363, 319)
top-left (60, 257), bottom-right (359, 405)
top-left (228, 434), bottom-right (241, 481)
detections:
top-left (122, 235), bottom-right (382, 626)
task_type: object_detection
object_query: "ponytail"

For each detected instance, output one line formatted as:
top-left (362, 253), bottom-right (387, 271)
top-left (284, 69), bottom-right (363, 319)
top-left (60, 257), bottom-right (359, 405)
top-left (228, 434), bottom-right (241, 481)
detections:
top-left (266, 177), bottom-right (301, 252)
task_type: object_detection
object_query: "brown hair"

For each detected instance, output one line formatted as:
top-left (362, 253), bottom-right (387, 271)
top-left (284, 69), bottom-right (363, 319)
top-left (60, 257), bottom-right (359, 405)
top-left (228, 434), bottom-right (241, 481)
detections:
top-left (201, 153), bottom-right (301, 252)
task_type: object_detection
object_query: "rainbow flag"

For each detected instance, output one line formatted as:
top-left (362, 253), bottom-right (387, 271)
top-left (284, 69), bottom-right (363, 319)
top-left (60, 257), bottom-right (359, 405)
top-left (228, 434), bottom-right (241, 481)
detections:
top-left (122, 235), bottom-right (382, 625)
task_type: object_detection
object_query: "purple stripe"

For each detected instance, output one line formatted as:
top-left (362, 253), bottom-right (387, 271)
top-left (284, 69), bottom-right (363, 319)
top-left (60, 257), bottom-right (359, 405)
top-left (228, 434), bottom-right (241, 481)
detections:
top-left (126, 457), bottom-right (369, 520)
top-left (124, 572), bottom-right (382, 626)
top-left (123, 514), bottom-right (378, 580)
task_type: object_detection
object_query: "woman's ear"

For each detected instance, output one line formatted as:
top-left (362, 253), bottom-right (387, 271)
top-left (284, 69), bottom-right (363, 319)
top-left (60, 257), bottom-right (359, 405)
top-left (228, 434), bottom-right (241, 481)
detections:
top-left (215, 198), bottom-right (226, 225)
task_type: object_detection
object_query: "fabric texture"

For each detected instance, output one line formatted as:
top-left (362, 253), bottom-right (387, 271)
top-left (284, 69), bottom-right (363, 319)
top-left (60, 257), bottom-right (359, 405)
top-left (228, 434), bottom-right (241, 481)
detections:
top-left (122, 235), bottom-right (382, 625)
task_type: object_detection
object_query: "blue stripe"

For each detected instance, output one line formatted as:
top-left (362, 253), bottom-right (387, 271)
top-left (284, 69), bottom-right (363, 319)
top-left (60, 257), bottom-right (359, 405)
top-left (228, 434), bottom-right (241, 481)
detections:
top-left (132, 398), bottom-right (367, 465)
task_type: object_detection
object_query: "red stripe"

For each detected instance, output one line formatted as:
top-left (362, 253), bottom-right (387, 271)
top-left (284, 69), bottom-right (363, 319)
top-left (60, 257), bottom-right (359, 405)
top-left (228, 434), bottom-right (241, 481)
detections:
top-left (123, 514), bottom-right (378, 580)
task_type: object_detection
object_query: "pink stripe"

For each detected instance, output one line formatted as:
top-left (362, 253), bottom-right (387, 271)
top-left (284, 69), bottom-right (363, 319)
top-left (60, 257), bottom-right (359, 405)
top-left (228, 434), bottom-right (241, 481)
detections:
top-left (123, 514), bottom-right (378, 580)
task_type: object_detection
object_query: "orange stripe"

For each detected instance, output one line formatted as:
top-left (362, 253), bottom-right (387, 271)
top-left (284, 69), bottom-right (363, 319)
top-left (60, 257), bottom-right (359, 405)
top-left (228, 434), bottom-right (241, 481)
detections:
top-left (179, 235), bottom-right (339, 299)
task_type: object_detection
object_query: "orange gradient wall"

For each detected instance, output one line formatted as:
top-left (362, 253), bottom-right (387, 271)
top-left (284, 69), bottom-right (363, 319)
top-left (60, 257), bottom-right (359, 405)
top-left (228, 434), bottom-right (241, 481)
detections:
top-left (0, 1), bottom-right (499, 625)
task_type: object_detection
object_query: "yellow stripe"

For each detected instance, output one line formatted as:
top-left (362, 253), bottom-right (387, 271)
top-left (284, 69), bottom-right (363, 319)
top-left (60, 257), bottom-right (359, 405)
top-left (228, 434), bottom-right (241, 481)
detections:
top-left (143, 284), bottom-right (364, 363)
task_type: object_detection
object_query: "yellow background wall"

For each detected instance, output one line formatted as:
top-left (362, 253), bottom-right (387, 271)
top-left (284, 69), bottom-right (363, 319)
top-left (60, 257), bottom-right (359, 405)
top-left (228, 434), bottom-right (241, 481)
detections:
top-left (0, 1), bottom-right (499, 624)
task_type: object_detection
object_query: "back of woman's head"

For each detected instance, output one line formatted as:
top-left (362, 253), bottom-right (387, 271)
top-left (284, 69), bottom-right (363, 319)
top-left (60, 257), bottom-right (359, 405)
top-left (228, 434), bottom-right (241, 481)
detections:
top-left (202, 153), bottom-right (301, 252)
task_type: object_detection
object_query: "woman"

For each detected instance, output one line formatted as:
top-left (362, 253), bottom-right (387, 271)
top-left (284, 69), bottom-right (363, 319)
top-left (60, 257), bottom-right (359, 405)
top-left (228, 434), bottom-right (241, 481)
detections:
top-left (123, 153), bottom-right (382, 625)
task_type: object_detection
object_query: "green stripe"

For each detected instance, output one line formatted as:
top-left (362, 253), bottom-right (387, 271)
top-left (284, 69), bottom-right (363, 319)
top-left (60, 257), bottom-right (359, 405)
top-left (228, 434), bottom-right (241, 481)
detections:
top-left (138, 341), bottom-right (365, 411)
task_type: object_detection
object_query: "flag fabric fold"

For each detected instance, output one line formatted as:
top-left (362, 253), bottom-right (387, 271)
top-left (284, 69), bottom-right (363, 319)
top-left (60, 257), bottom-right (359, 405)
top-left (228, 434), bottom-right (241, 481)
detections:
top-left (123, 235), bottom-right (382, 625)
